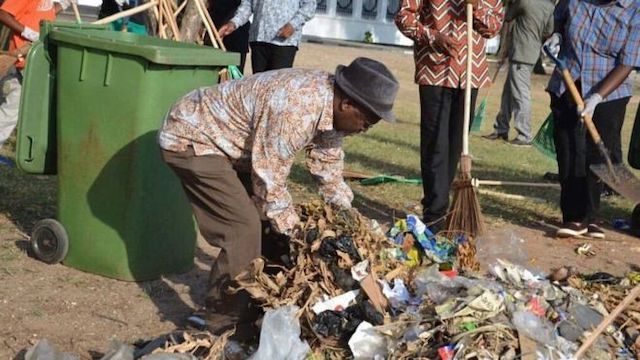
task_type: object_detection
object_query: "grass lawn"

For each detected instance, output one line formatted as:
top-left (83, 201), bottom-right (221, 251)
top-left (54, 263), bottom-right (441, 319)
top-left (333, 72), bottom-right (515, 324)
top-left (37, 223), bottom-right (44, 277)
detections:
top-left (1, 41), bottom-right (639, 237)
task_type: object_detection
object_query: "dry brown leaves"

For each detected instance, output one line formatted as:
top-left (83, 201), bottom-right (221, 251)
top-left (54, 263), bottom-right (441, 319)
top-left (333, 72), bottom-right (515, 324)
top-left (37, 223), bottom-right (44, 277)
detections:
top-left (232, 201), bottom-right (401, 352)
top-left (152, 330), bottom-right (233, 360)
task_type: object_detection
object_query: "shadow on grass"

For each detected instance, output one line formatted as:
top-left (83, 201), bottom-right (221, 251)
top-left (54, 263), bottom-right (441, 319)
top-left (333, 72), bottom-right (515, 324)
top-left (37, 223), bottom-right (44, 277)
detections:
top-left (0, 165), bottom-right (57, 234)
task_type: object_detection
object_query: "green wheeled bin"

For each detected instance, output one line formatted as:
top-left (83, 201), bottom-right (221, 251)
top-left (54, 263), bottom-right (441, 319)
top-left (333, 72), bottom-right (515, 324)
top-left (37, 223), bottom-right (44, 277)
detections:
top-left (17, 24), bottom-right (238, 280)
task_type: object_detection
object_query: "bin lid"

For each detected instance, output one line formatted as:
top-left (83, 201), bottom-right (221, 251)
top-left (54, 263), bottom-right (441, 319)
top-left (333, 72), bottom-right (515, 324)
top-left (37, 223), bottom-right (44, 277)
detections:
top-left (49, 29), bottom-right (239, 66)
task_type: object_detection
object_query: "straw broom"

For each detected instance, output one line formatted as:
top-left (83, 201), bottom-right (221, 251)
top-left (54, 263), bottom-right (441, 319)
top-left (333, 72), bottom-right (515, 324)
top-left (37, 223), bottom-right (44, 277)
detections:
top-left (446, 1), bottom-right (486, 238)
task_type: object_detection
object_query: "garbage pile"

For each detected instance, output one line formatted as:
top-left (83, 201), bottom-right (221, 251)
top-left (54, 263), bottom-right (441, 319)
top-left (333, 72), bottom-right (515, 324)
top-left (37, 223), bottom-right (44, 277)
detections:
top-left (23, 201), bottom-right (640, 359)
top-left (231, 201), bottom-right (640, 359)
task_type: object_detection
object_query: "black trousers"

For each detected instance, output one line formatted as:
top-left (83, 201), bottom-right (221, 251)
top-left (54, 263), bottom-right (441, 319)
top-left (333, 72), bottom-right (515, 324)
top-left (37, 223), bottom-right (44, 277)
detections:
top-left (250, 42), bottom-right (297, 73)
top-left (419, 85), bottom-right (478, 230)
top-left (550, 91), bottom-right (629, 223)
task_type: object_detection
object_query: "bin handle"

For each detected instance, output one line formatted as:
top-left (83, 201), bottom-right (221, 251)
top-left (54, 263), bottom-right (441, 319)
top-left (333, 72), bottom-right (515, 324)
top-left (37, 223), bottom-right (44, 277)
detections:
top-left (24, 136), bottom-right (34, 162)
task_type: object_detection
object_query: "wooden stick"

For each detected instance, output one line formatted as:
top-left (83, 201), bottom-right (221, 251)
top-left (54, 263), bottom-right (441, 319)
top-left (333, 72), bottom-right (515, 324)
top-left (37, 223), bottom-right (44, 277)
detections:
top-left (461, 3), bottom-right (473, 159)
top-left (153, 2), bottom-right (166, 38)
top-left (192, 0), bottom-right (218, 48)
top-left (160, 0), bottom-right (181, 40)
top-left (477, 180), bottom-right (560, 188)
top-left (477, 189), bottom-right (546, 203)
top-left (71, 2), bottom-right (82, 23)
top-left (572, 286), bottom-right (640, 360)
top-left (92, 1), bottom-right (158, 25)
top-left (174, 0), bottom-right (188, 17)
top-left (197, 0), bottom-right (226, 50)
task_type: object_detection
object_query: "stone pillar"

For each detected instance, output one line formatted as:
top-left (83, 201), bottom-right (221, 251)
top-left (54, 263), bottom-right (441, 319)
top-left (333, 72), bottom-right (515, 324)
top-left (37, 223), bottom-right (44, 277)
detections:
top-left (353, 0), bottom-right (363, 19)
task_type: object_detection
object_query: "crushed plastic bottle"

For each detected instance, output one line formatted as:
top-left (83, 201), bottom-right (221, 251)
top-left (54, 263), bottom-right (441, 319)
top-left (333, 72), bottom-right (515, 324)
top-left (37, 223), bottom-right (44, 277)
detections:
top-left (511, 310), bottom-right (556, 346)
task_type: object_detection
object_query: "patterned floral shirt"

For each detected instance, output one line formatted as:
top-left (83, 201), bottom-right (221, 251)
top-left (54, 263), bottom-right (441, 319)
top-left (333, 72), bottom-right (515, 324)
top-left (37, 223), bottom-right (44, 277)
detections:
top-left (395, 0), bottom-right (504, 89)
top-left (159, 69), bottom-right (353, 234)
top-left (230, 0), bottom-right (317, 47)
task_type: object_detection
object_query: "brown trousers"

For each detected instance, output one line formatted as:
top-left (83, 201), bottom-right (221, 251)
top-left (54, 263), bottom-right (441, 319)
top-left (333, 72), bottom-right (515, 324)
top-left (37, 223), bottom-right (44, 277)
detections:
top-left (161, 147), bottom-right (261, 327)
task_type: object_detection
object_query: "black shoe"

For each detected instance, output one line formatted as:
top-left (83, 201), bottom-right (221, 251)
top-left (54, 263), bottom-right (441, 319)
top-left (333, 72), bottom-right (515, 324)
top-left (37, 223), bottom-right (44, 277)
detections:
top-left (556, 222), bottom-right (587, 238)
top-left (482, 132), bottom-right (508, 141)
top-left (586, 224), bottom-right (605, 240)
top-left (509, 139), bottom-right (532, 147)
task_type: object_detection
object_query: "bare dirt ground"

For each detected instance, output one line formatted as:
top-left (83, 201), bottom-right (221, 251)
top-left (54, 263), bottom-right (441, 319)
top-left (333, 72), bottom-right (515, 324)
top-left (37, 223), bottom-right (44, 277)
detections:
top-left (1, 42), bottom-right (639, 359)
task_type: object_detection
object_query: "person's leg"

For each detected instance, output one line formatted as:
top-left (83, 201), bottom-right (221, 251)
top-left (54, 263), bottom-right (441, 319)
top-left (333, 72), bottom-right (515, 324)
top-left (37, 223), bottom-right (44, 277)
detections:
top-left (551, 92), bottom-right (588, 236)
top-left (511, 62), bottom-right (533, 143)
top-left (161, 148), bottom-right (261, 337)
top-left (250, 42), bottom-right (270, 74)
top-left (420, 85), bottom-right (453, 232)
top-left (266, 44), bottom-right (297, 70)
top-left (491, 63), bottom-right (514, 138)
top-left (584, 97), bottom-right (629, 231)
top-left (0, 72), bottom-right (22, 149)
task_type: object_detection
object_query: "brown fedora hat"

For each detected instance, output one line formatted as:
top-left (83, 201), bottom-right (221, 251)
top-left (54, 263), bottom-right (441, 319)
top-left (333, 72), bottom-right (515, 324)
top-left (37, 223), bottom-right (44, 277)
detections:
top-left (335, 57), bottom-right (399, 122)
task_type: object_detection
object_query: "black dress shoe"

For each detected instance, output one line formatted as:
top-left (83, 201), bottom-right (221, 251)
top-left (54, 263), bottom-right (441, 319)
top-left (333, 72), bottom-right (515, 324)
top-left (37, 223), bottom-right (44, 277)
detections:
top-left (482, 132), bottom-right (508, 141)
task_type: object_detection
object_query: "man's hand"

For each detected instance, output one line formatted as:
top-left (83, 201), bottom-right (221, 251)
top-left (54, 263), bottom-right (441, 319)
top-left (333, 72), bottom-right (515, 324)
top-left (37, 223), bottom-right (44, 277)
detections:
top-left (277, 23), bottom-right (295, 39)
top-left (432, 32), bottom-right (461, 58)
top-left (218, 22), bottom-right (237, 38)
top-left (542, 33), bottom-right (562, 59)
top-left (579, 93), bottom-right (603, 120)
top-left (21, 27), bottom-right (39, 42)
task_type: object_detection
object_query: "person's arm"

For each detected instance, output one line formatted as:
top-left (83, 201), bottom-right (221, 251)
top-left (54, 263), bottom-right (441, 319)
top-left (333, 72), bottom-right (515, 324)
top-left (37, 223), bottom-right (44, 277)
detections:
top-left (581, 15), bottom-right (640, 116)
top-left (553, 0), bottom-right (569, 35)
top-left (504, 0), bottom-right (521, 23)
top-left (250, 88), bottom-right (323, 235)
top-left (230, 0), bottom-right (252, 28)
top-left (0, 9), bottom-right (24, 34)
top-left (395, 0), bottom-right (435, 45)
top-left (289, 0), bottom-right (316, 30)
top-left (542, 6), bottom-right (554, 39)
top-left (470, 0), bottom-right (504, 39)
top-left (305, 134), bottom-right (353, 210)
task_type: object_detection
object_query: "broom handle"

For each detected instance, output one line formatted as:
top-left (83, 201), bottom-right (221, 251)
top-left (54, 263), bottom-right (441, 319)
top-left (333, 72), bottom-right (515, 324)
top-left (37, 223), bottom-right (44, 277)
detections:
top-left (71, 2), bottom-right (82, 23)
top-left (462, 2), bottom-right (473, 157)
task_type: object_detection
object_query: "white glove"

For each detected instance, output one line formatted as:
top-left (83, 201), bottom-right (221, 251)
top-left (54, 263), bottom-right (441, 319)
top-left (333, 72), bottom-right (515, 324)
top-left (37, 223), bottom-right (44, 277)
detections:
top-left (542, 32), bottom-right (562, 59)
top-left (54, 0), bottom-right (76, 11)
top-left (579, 93), bottom-right (603, 119)
top-left (21, 27), bottom-right (39, 42)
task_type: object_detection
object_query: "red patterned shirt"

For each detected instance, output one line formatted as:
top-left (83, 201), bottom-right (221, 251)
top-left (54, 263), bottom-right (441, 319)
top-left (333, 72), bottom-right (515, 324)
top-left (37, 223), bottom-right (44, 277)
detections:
top-left (395, 0), bottom-right (504, 89)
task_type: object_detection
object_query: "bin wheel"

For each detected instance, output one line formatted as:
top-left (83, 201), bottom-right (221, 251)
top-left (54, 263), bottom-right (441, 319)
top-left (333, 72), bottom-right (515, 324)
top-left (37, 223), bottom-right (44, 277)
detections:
top-left (31, 219), bottom-right (69, 264)
top-left (632, 204), bottom-right (640, 230)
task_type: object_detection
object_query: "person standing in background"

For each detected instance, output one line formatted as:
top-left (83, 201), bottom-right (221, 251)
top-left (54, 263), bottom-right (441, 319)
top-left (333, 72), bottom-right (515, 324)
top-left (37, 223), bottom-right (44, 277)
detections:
top-left (544, 0), bottom-right (640, 240)
top-left (217, 0), bottom-right (316, 74)
top-left (0, 0), bottom-right (69, 156)
top-left (209, 0), bottom-right (250, 73)
top-left (395, 0), bottom-right (503, 233)
top-left (484, 0), bottom-right (555, 146)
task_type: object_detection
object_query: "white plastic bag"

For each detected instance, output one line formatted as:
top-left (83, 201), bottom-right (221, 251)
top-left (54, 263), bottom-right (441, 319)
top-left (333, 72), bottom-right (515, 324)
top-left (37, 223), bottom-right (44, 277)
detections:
top-left (249, 306), bottom-right (310, 360)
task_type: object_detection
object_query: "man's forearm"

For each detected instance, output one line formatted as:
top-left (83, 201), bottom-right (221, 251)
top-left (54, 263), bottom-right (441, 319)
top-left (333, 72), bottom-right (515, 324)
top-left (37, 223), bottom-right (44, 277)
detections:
top-left (0, 10), bottom-right (24, 34)
top-left (595, 65), bottom-right (633, 99)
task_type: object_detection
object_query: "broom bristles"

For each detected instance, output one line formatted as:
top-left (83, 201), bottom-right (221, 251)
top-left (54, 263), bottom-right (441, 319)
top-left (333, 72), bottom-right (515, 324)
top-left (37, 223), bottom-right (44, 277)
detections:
top-left (446, 174), bottom-right (485, 238)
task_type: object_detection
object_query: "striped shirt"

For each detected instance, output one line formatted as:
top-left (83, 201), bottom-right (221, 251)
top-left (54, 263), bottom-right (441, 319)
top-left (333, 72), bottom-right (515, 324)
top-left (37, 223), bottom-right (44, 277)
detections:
top-left (158, 69), bottom-right (352, 234)
top-left (395, 0), bottom-right (504, 89)
top-left (547, 0), bottom-right (640, 101)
